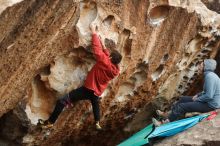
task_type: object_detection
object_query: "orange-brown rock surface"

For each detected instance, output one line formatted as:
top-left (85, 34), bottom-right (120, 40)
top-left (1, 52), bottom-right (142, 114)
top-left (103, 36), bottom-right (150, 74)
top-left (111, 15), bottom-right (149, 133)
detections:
top-left (0, 0), bottom-right (220, 145)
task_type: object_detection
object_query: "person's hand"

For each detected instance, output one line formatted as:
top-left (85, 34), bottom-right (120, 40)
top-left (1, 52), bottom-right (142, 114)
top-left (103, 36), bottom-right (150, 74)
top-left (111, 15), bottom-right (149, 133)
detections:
top-left (100, 36), bottom-right (106, 49)
top-left (90, 23), bottom-right (96, 33)
top-left (192, 95), bottom-right (198, 101)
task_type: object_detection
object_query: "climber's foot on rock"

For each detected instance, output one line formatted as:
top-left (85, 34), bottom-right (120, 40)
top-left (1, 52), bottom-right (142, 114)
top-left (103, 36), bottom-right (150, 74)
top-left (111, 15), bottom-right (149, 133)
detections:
top-left (95, 122), bottom-right (102, 131)
top-left (38, 119), bottom-right (54, 129)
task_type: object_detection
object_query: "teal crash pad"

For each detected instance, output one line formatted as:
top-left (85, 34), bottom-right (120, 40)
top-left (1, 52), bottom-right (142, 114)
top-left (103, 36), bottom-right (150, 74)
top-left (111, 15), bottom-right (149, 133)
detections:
top-left (118, 114), bottom-right (209, 146)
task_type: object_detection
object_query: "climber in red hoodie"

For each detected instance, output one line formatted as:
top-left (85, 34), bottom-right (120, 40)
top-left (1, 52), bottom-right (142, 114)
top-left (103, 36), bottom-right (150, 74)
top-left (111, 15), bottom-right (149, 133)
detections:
top-left (38, 23), bottom-right (122, 130)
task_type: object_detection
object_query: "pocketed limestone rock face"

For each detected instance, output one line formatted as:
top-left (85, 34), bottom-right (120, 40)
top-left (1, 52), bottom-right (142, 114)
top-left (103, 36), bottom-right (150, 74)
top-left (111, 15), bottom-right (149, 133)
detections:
top-left (202, 0), bottom-right (220, 13)
top-left (0, 0), bottom-right (220, 146)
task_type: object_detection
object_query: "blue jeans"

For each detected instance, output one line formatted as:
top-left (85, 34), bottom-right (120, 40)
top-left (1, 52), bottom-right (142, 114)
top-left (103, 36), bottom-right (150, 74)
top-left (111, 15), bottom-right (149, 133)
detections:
top-left (168, 96), bottom-right (214, 121)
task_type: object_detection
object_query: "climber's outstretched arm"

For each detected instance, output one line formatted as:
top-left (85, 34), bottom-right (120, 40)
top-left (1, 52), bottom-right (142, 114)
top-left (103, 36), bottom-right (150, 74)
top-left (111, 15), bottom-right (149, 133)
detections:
top-left (90, 23), bottom-right (109, 61)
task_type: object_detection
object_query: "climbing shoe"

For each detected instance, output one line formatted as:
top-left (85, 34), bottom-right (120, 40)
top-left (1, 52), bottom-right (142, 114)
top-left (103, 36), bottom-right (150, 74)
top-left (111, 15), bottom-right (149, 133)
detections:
top-left (156, 110), bottom-right (168, 118)
top-left (152, 118), bottom-right (162, 127)
top-left (95, 122), bottom-right (102, 130)
top-left (38, 119), bottom-right (54, 129)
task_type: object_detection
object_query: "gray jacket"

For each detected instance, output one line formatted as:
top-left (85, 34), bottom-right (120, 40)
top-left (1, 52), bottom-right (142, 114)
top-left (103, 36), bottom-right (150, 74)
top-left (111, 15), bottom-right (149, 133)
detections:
top-left (196, 59), bottom-right (220, 109)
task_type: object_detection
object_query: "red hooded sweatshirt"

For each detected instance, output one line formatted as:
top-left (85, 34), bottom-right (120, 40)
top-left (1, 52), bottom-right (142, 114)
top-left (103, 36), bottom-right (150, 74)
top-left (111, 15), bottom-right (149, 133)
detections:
top-left (84, 33), bottom-right (120, 96)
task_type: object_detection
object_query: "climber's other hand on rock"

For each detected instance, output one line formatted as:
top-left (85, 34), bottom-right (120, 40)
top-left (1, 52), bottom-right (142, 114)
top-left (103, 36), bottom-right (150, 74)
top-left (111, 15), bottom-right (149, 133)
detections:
top-left (90, 23), bottom-right (97, 34)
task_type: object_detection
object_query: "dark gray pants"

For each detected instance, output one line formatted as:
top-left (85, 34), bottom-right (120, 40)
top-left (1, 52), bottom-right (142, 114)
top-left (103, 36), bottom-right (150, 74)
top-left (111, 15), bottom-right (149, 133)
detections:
top-left (168, 96), bottom-right (214, 121)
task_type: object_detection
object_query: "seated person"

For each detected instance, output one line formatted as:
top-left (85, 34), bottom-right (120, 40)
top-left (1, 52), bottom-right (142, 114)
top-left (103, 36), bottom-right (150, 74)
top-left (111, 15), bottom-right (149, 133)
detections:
top-left (153, 59), bottom-right (220, 126)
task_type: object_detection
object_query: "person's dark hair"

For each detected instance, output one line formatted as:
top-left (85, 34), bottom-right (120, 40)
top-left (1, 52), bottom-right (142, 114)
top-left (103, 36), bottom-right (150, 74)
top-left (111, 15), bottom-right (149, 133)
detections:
top-left (110, 50), bottom-right (122, 65)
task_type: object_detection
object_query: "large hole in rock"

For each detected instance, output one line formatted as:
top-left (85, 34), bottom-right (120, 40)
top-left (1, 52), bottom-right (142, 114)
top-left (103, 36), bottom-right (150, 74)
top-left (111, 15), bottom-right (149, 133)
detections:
top-left (133, 71), bottom-right (147, 87)
top-left (122, 29), bottom-right (132, 56)
top-left (0, 104), bottom-right (29, 146)
top-left (148, 5), bottom-right (171, 25)
top-left (201, 0), bottom-right (220, 13)
top-left (116, 28), bottom-right (131, 61)
top-left (103, 15), bottom-right (115, 28)
top-left (115, 61), bottom-right (148, 102)
top-left (104, 38), bottom-right (116, 51)
top-left (116, 82), bottom-right (135, 102)
top-left (47, 55), bottom-right (88, 94)
top-left (151, 64), bottom-right (164, 81)
top-left (25, 75), bottom-right (57, 124)
top-left (39, 65), bottom-right (51, 89)
top-left (25, 52), bottom-right (91, 124)
top-left (201, 49), bottom-right (211, 54)
top-left (162, 53), bottom-right (169, 62)
top-left (187, 37), bottom-right (207, 54)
